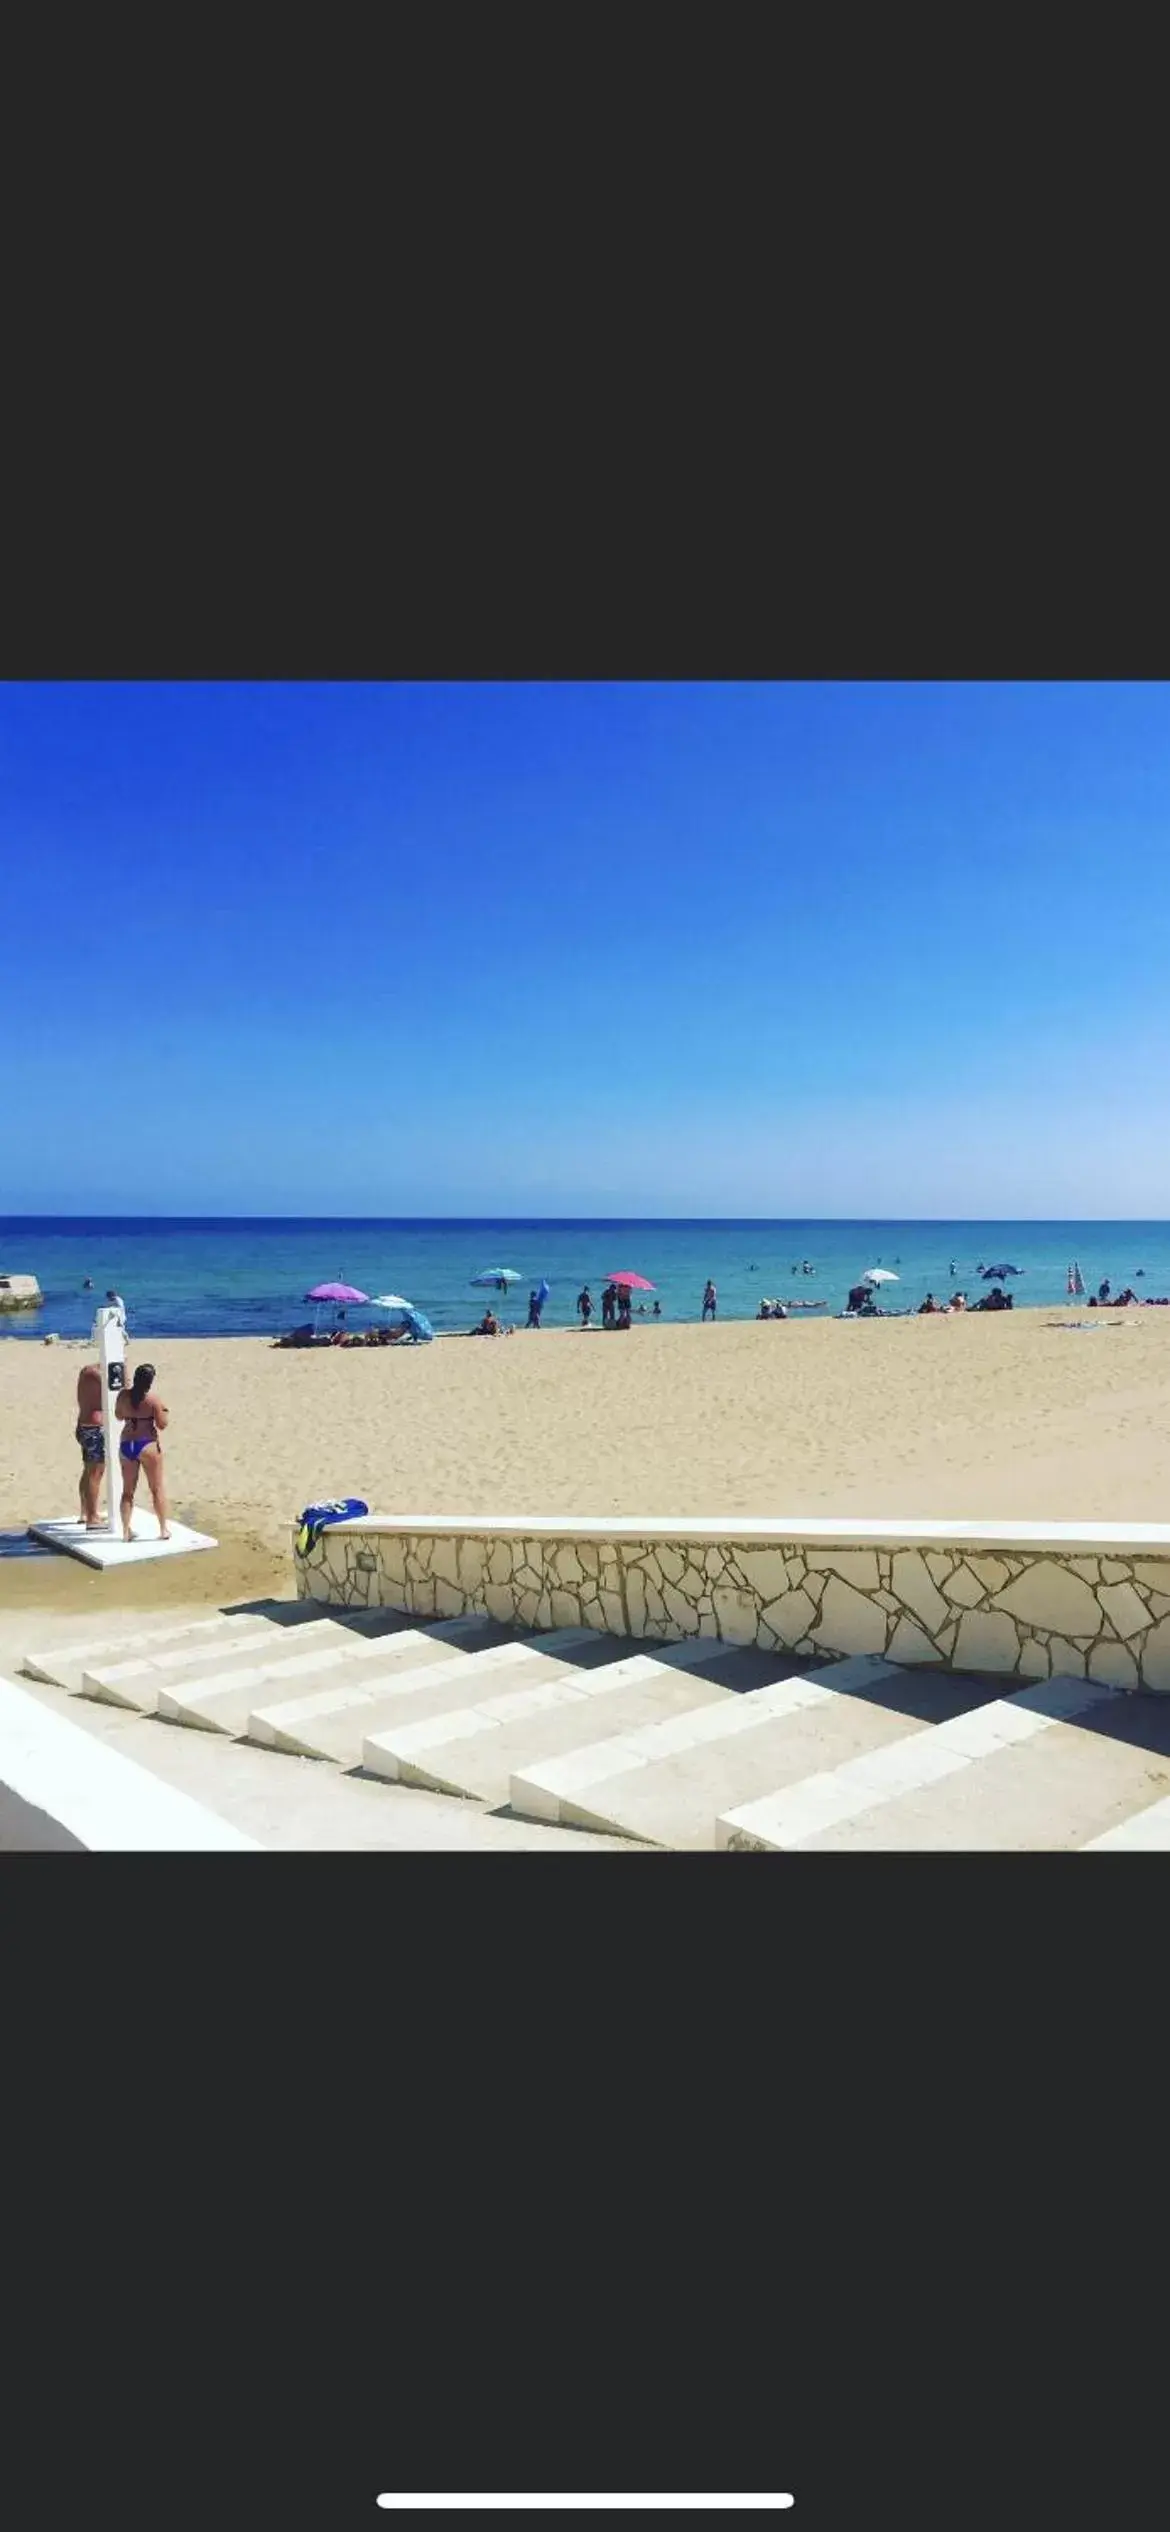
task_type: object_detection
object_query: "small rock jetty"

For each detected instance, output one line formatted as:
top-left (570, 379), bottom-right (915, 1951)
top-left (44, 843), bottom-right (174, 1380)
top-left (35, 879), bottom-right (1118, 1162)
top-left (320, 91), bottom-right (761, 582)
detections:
top-left (0, 1273), bottom-right (43, 1312)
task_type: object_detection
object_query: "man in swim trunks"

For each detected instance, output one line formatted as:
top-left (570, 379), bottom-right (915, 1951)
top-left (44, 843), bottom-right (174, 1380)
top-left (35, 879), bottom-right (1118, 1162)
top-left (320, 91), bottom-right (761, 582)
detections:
top-left (76, 1359), bottom-right (106, 1528)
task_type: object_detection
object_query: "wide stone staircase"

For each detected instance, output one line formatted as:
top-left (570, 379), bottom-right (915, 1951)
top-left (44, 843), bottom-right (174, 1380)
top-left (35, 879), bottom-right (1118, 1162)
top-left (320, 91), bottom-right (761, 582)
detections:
top-left (11, 1593), bottom-right (1170, 1848)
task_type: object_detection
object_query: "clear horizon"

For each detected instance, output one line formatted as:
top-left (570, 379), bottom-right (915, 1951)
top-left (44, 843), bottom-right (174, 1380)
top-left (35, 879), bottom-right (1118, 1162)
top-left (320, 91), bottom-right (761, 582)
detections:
top-left (6, 1210), bottom-right (1169, 1224)
top-left (4, 681), bottom-right (1169, 1215)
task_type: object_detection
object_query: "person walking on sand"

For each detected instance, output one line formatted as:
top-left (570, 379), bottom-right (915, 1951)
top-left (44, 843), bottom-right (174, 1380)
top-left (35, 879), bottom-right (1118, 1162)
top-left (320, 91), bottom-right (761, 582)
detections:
top-left (702, 1279), bottom-right (717, 1321)
top-left (114, 1360), bottom-right (170, 1542)
top-left (75, 1357), bottom-right (107, 1529)
top-left (577, 1284), bottom-right (594, 1326)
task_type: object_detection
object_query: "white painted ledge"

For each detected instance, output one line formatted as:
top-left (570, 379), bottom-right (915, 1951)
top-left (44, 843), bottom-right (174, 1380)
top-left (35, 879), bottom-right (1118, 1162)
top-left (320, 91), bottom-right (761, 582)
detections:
top-left (0, 1677), bottom-right (261, 1851)
top-left (28, 1513), bottom-right (217, 1568)
top-left (295, 1513), bottom-right (1170, 1553)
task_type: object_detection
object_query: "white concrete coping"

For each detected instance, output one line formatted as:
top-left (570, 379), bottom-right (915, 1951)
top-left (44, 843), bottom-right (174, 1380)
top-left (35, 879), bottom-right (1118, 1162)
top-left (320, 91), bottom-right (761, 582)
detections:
top-left (1083, 1796), bottom-right (1170, 1851)
top-left (0, 1675), bottom-right (262, 1851)
top-left (294, 1512), bottom-right (1170, 1553)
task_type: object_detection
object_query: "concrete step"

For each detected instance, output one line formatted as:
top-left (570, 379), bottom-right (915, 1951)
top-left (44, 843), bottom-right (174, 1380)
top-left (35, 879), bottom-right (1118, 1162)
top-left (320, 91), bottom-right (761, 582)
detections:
top-left (714, 1673), bottom-right (1170, 1851)
top-left (22, 1601), bottom-right (327, 1694)
top-left (6, 1667), bottom-right (639, 1852)
top-left (76, 1610), bottom-right (478, 1716)
top-left (1082, 1792), bottom-right (1170, 1850)
top-left (75, 1616), bottom-right (416, 1712)
top-left (248, 1628), bottom-right (623, 1764)
top-left (0, 1673), bottom-right (261, 1851)
top-left (152, 1614), bottom-right (502, 1736)
top-left (506, 1654), bottom-right (947, 1842)
top-left (362, 1635), bottom-right (751, 1805)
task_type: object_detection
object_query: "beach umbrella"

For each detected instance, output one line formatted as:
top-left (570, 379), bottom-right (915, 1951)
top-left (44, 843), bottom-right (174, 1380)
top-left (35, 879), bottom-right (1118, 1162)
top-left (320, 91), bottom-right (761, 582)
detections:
top-left (304, 1278), bottom-right (369, 1333)
top-left (403, 1310), bottom-right (434, 1342)
top-left (605, 1271), bottom-right (656, 1291)
top-left (862, 1267), bottom-right (898, 1285)
top-left (370, 1293), bottom-right (414, 1312)
top-left (471, 1267), bottom-right (522, 1293)
top-left (534, 1278), bottom-right (551, 1308)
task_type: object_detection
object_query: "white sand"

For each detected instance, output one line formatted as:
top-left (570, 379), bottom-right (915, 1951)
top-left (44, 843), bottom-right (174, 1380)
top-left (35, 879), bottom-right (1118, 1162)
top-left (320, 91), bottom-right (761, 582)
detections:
top-left (4, 1312), bottom-right (1169, 1594)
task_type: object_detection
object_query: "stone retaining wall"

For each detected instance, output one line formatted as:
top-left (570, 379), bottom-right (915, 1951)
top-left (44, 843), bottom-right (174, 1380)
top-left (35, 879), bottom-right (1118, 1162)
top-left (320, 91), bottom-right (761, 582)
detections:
top-left (294, 1516), bottom-right (1170, 1692)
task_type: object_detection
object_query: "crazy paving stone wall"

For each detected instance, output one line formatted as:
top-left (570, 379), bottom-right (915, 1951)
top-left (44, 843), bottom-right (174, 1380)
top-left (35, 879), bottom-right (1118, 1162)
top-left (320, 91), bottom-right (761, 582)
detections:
top-left (294, 1527), bottom-right (1170, 1691)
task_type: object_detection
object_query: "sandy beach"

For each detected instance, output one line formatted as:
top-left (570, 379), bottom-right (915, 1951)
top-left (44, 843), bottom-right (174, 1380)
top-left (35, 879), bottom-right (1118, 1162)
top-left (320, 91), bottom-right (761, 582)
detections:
top-left (4, 1310), bottom-right (1170, 1623)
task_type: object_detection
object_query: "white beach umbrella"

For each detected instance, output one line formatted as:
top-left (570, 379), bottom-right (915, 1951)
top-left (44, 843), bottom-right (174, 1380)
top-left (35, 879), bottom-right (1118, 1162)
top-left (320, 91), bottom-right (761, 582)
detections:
top-left (370, 1293), bottom-right (414, 1311)
top-left (862, 1267), bottom-right (899, 1285)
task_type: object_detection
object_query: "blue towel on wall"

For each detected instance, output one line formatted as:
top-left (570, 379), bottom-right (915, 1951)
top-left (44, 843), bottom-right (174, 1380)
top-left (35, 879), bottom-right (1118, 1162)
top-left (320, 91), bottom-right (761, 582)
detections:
top-left (297, 1496), bottom-right (369, 1555)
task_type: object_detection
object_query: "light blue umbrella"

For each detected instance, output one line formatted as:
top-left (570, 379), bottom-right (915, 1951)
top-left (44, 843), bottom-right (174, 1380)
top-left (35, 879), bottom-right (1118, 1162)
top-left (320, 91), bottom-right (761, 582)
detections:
top-left (471, 1267), bottom-right (522, 1293)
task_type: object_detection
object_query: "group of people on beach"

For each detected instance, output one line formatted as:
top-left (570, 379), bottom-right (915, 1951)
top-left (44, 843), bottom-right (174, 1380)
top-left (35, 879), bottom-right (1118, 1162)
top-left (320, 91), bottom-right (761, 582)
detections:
top-left (571, 1280), bottom-right (717, 1328)
top-left (576, 1284), bottom-right (655, 1329)
top-left (918, 1288), bottom-right (1015, 1313)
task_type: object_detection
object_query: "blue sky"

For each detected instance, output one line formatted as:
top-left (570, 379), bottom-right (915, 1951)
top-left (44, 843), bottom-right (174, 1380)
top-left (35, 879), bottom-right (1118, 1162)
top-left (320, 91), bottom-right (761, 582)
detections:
top-left (3, 681), bottom-right (1169, 1215)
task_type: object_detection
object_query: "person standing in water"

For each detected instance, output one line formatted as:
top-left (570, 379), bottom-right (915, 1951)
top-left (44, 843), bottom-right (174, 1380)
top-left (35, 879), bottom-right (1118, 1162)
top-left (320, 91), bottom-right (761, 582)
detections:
top-left (115, 1360), bottom-right (170, 1541)
top-left (702, 1279), bottom-right (717, 1320)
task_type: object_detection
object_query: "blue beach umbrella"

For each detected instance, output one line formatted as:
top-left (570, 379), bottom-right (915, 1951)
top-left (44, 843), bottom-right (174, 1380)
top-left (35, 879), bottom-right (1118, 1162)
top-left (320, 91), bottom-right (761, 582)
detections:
top-left (471, 1267), bottom-right (522, 1293)
top-left (534, 1278), bottom-right (551, 1308)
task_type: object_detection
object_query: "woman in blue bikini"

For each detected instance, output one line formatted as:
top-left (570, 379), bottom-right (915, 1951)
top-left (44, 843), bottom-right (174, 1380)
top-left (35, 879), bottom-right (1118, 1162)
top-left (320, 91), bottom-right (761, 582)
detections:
top-left (114, 1361), bottom-right (171, 1543)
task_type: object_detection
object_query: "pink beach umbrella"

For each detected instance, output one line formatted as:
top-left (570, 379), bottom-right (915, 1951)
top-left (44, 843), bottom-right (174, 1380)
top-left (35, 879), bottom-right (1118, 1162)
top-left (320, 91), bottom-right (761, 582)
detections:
top-left (605, 1271), bottom-right (656, 1291)
top-left (304, 1279), bottom-right (369, 1333)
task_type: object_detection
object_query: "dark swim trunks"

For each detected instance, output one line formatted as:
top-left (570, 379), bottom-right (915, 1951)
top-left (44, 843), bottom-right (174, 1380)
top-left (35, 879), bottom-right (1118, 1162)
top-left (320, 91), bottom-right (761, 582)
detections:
top-left (76, 1422), bottom-right (105, 1463)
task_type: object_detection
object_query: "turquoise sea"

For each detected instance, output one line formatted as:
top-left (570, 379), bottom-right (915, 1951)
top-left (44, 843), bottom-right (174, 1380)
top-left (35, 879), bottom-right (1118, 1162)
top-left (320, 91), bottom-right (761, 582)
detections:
top-left (3, 1219), bottom-right (1169, 1342)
